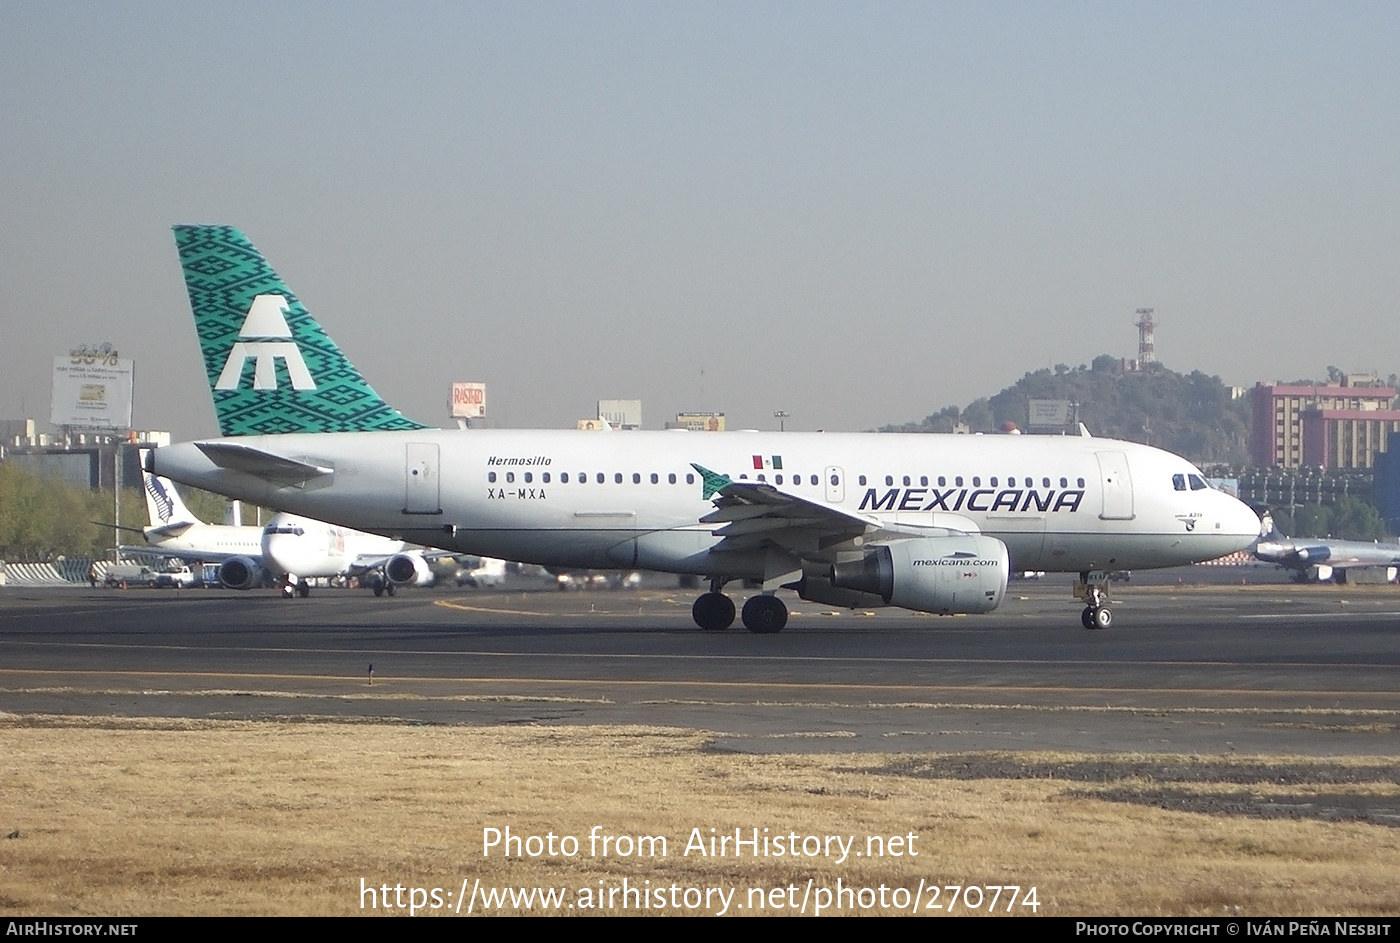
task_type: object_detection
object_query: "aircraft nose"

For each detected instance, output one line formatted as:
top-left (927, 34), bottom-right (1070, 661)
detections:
top-left (1220, 495), bottom-right (1264, 549)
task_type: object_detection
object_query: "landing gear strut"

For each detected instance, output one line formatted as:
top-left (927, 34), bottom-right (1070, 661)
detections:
top-left (1076, 571), bottom-right (1112, 630)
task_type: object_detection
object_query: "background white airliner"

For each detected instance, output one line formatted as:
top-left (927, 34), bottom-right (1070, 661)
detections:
top-left (150, 226), bottom-right (1262, 630)
top-left (130, 454), bottom-right (437, 597)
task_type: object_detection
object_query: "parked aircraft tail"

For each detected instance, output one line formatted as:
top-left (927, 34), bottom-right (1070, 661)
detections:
top-left (139, 448), bottom-right (201, 527)
top-left (172, 225), bottom-right (427, 436)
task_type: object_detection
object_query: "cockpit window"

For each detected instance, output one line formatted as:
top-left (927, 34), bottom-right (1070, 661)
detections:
top-left (1172, 473), bottom-right (1187, 491)
top-left (1188, 474), bottom-right (1208, 491)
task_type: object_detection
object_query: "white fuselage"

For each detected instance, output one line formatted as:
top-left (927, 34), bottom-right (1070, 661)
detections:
top-left (261, 513), bottom-right (411, 579)
top-left (141, 521), bottom-right (264, 560)
top-left (152, 429), bottom-right (1261, 579)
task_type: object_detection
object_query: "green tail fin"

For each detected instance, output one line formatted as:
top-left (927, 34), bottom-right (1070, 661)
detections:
top-left (173, 225), bottom-right (428, 436)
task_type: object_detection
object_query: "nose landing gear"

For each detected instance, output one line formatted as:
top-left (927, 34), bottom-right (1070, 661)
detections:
top-left (1076, 571), bottom-right (1112, 630)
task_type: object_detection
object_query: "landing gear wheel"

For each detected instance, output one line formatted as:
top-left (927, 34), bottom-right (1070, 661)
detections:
top-left (741, 594), bottom-right (788, 634)
top-left (372, 578), bottom-right (385, 597)
top-left (281, 582), bottom-right (295, 599)
top-left (386, 580), bottom-right (396, 597)
top-left (1077, 570), bottom-right (1114, 630)
top-left (692, 592), bottom-right (736, 631)
top-left (296, 581), bottom-right (310, 599)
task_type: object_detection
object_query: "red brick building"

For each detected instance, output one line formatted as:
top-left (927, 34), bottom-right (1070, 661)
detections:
top-left (1251, 381), bottom-right (1400, 469)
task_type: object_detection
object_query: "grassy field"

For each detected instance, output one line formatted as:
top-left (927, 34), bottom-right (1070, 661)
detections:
top-left (3, 714), bottom-right (1399, 916)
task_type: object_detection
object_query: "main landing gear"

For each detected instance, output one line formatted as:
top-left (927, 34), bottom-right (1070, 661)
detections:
top-left (371, 574), bottom-right (397, 597)
top-left (741, 594), bottom-right (788, 634)
top-left (1076, 570), bottom-right (1112, 630)
top-left (692, 592), bottom-right (735, 631)
top-left (691, 583), bottom-right (788, 633)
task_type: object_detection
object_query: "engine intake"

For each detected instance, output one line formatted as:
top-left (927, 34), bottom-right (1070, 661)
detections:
top-left (218, 556), bottom-right (264, 590)
top-left (385, 553), bottom-right (432, 586)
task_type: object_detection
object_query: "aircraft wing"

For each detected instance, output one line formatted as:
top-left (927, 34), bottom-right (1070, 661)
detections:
top-left (344, 548), bottom-right (453, 576)
top-left (1256, 539), bottom-right (1400, 570)
top-left (1309, 541), bottom-right (1400, 568)
top-left (691, 464), bottom-right (977, 557)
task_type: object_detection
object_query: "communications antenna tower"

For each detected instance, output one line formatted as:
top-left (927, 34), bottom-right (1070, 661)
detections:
top-left (1135, 307), bottom-right (1156, 366)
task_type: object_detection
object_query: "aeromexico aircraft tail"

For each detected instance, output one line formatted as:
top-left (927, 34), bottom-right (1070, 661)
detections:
top-left (173, 225), bottom-right (428, 436)
top-left (138, 448), bottom-right (201, 527)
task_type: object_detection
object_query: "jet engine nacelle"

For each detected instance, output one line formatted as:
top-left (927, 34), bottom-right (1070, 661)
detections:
top-left (385, 553), bottom-right (434, 587)
top-left (793, 576), bottom-right (888, 610)
top-left (829, 535), bottom-right (1009, 614)
top-left (218, 556), bottom-right (264, 590)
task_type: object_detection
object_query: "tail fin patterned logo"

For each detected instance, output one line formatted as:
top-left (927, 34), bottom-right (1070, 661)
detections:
top-left (215, 295), bottom-right (317, 391)
top-left (174, 225), bottom-right (427, 436)
top-left (145, 475), bottom-right (176, 524)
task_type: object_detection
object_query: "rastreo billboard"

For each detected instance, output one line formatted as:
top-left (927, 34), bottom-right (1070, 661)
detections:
top-left (449, 381), bottom-right (486, 419)
top-left (51, 347), bottom-right (134, 429)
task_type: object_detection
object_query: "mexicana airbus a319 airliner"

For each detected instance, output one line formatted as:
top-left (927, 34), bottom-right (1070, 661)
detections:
top-left (150, 226), bottom-right (1261, 632)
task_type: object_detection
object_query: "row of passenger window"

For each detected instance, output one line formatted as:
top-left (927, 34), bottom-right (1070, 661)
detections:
top-left (852, 474), bottom-right (1087, 489)
top-left (485, 469), bottom-right (1089, 490)
top-left (489, 471), bottom-right (700, 485)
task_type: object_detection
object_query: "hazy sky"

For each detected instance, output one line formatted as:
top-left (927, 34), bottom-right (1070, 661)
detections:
top-left (3, 2), bottom-right (1398, 440)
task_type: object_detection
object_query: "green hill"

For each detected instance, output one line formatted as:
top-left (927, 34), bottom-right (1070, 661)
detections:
top-left (881, 356), bottom-right (1250, 465)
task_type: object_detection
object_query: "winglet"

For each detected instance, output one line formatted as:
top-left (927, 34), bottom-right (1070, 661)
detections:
top-left (690, 463), bottom-right (733, 501)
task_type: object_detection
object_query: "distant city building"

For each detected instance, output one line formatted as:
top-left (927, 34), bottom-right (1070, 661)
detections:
top-left (666, 412), bottom-right (726, 432)
top-left (0, 430), bottom-right (169, 489)
top-left (1374, 450), bottom-right (1400, 533)
top-left (597, 399), bottom-right (642, 430)
top-left (1302, 408), bottom-right (1400, 470)
top-left (0, 418), bottom-right (40, 448)
top-left (1251, 381), bottom-right (1400, 469)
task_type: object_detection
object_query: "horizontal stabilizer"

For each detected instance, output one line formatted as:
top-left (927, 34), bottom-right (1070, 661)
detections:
top-left (195, 441), bottom-right (334, 486)
top-left (146, 522), bottom-right (196, 539)
top-left (91, 521), bottom-right (147, 536)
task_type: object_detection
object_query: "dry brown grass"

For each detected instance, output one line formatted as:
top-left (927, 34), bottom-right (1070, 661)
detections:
top-left (3, 714), bottom-right (1399, 916)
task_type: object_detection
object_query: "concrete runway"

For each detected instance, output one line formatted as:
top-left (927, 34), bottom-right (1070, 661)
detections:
top-left (2, 573), bottom-right (1399, 755)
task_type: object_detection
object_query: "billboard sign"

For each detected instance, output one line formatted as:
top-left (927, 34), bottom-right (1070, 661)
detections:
top-left (450, 381), bottom-right (486, 419)
top-left (1027, 399), bottom-right (1071, 428)
top-left (598, 399), bottom-right (642, 429)
top-left (51, 347), bottom-right (134, 429)
top-left (672, 412), bottom-right (726, 432)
